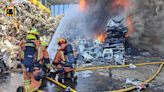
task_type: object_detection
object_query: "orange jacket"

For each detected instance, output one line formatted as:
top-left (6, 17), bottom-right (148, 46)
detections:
top-left (53, 50), bottom-right (66, 64)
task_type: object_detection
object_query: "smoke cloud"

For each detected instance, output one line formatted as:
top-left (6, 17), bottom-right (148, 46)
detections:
top-left (129, 0), bottom-right (164, 54)
top-left (82, 0), bottom-right (133, 36)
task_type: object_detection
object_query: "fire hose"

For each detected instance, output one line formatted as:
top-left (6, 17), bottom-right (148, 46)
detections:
top-left (46, 61), bottom-right (164, 92)
top-left (107, 62), bottom-right (164, 92)
top-left (75, 61), bottom-right (163, 72)
top-left (46, 77), bottom-right (77, 92)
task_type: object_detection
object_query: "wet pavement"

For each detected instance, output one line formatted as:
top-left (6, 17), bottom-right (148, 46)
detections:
top-left (39, 69), bottom-right (125, 92)
top-left (0, 72), bottom-right (23, 92)
top-left (0, 64), bottom-right (163, 92)
top-left (0, 71), bottom-right (124, 92)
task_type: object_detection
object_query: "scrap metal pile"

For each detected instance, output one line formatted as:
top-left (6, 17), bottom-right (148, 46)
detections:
top-left (0, 1), bottom-right (63, 68)
top-left (102, 19), bottom-right (127, 65)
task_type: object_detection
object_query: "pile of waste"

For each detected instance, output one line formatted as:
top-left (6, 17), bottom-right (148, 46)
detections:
top-left (0, 1), bottom-right (63, 68)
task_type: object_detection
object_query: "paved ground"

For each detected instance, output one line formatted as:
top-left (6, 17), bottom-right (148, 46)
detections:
top-left (0, 56), bottom-right (164, 92)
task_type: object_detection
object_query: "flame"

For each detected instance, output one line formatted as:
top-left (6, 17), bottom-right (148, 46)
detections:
top-left (112, 0), bottom-right (130, 10)
top-left (126, 16), bottom-right (134, 37)
top-left (97, 32), bottom-right (107, 43)
top-left (79, 0), bottom-right (87, 12)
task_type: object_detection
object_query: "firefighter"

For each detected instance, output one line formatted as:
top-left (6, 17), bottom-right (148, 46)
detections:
top-left (21, 34), bottom-right (41, 92)
top-left (51, 38), bottom-right (76, 83)
top-left (61, 39), bottom-right (77, 81)
top-left (33, 41), bottom-right (51, 81)
top-left (18, 29), bottom-right (42, 92)
top-left (36, 41), bottom-right (50, 66)
top-left (26, 29), bottom-right (51, 88)
top-left (40, 41), bottom-right (51, 67)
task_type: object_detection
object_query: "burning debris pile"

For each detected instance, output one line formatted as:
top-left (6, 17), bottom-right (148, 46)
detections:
top-left (0, 1), bottom-right (63, 68)
top-left (80, 0), bottom-right (164, 55)
top-left (48, 0), bottom-right (135, 59)
top-left (129, 0), bottom-right (164, 54)
top-left (49, 0), bottom-right (164, 60)
top-left (100, 19), bottom-right (128, 64)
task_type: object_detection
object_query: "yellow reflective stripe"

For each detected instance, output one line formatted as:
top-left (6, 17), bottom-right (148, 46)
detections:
top-left (25, 43), bottom-right (35, 47)
top-left (37, 47), bottom-right (41, 61)
top-left (24, 80), bottom-right (31, 82)
top-left (24, 80), bottom-right (30, 83)
top-left (24, 85), bottom-right (30, 92)
top-left (60, 51), bottom-right (65, 61)
top-left (24, 82), bottom-right (30, 85)
top-left (20, 51), bottom-right (24, 59)
top-left (24, 80), bottom-right (31, 85)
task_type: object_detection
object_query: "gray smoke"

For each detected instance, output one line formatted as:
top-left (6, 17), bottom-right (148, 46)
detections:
top-left (129, 0), bottom-right (164, 54)
top-left (83, 0), bottom-right (129, 35)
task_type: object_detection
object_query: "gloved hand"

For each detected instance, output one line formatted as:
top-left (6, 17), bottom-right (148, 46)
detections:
top-left (46, 63), bottom-right (52, 69)
top-left (61, 61), bottom-right (66, 64)
top-left (44, 58), bottom-right (50, 64)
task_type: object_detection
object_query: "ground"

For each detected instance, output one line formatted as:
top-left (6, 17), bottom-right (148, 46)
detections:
top-left (0, 56), bottom-right (164, 92)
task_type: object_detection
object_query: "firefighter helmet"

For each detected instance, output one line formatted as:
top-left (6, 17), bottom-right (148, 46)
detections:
top-left (27, 28), bottom-right (39, 36)
top-left (57, 38), bottom-right (67, 45)
top-left (26, 34), bottom-right (37, 40)
top-left (41, 42), bottom-right (48, 47)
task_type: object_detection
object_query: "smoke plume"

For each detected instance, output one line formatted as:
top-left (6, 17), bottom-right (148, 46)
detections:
top-left (82, 0), bottom-right (133, 36)
top-left (129, 0), bottom-right (164, 54)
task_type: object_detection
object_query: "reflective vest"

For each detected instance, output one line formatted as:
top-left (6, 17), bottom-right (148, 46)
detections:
top-left (36, 45), bottom-right (49, 64)
top-left (53, 50), bottom-right (66, 65)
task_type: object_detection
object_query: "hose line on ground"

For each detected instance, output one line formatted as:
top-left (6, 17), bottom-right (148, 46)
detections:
top-left (46, 77), bottom-right (77, 92)
top-left (106, 62), bottom-right (164, 92)
top-left (75, 61), bottom-right (163, 72)
top-left (46, 61), bottom-right (163, 92)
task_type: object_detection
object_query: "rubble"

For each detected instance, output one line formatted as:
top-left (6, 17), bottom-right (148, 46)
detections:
top-left (0, 1), bottom-right (63, 68)
top-left (125, 78), bottom-right (142, 86)
top-left (137, 84), bottom-right (147, 91)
